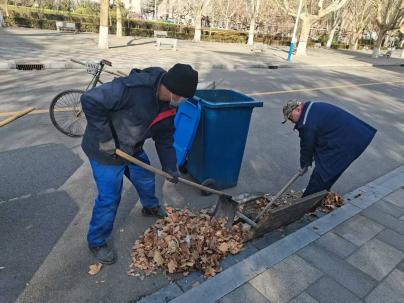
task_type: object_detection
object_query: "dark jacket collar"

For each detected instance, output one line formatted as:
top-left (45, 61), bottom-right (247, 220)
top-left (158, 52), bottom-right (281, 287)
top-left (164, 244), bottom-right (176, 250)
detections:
top-left (122, 67), bottom-right (166, 91)
top-left (294, 102), bottom-right (312, 130)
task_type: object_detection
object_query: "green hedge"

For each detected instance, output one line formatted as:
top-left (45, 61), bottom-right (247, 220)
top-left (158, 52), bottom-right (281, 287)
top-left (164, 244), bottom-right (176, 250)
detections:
top-left (5, 9), bottom-right (291, 45)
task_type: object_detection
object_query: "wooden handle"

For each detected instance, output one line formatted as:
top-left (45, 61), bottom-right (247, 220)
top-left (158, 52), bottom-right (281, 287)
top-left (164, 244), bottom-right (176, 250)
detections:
top-left (115, 149), bottom-right (230, 197)
top-left (0, 107), bottom-right (35, 127)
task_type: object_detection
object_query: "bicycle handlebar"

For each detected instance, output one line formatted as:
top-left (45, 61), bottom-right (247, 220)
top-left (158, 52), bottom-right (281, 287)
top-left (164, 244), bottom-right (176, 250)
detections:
top-left (70, 59), bottom-right (127, 77)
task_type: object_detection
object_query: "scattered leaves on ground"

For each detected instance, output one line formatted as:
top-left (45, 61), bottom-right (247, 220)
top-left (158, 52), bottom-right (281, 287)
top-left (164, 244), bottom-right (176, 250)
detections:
top-left (129, 208), bottom-right (248, 278)
top-left (88, 263), bottom-right (103, 276)
top-left (320, 192), bottom-right (344, 213)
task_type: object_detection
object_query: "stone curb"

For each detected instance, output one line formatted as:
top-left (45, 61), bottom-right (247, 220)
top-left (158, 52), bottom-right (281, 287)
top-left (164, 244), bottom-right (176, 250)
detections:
top-left (154, 165), bottom-right (404, 303)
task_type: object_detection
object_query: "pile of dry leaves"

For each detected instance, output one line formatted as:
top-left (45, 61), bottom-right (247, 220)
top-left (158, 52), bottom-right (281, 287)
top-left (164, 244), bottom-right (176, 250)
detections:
top-left (320, 192), bottom-right (344, 213)
top-left (129, 208), bottom-right (248, 278)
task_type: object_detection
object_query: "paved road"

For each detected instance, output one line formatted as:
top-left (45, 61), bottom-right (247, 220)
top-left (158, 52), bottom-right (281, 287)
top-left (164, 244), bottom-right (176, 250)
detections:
top-left (0, 65), bottom-right (403, 302)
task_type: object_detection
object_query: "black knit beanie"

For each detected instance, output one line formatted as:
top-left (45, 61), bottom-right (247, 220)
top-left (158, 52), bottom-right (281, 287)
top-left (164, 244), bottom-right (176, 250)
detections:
top-left (162, 63), bottom-right (198, 98)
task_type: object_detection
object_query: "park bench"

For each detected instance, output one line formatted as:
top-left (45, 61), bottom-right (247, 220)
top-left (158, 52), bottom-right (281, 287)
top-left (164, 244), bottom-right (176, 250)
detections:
top-left (156, 38), bottom-right (178, 51)
top-left (154, 30), bottom-right (168, 38)
top-left (56, 21), bottom-right (78, 33)
top-left (314, 42), bottom-right (322, 48)
top-left (382, 49), bottom-right (393, 58)
top-left (250, 42), bottom-right (265, 53)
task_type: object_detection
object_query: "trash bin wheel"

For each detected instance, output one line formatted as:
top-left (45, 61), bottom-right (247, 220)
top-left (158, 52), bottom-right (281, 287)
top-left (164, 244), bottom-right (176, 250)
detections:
top-left (179, 161), bottom-right (188, 174)
top-left (201, 178), bottom-right (216, 196)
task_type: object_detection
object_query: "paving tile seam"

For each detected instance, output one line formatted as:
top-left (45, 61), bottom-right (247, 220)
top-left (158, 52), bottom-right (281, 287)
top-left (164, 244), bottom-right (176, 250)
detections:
top-left (287, 273), bottom-right (325, 303)
top-left (347, 226), bottom-right (387, 251)
top-left (363, 267), bottom-right (402, 302)
top-left (167, 166), bottom-right (404, 303)
top-left (307, 273), bottom-right (364, 302)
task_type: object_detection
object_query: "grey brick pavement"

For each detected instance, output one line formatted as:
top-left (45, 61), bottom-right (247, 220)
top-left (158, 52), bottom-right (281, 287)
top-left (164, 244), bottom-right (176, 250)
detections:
top-left (347, 238), bottom-right (404, 281)
top-left (289, 292), bottom-right (319, 303)
top-left (333, 215), bottom-right (384, 246)
top-left (313, 231), bottom-right (358, 259)
top-left (162, 166), bottom-right (404, 303)
top-left (249, 254), bottom-right (322, 303)
top-left (306, 276), bottom-right (362, 303)
top-left (297, 244), bottom-right (377, 298)
top-left (365, 269), bottom-right (404, 303)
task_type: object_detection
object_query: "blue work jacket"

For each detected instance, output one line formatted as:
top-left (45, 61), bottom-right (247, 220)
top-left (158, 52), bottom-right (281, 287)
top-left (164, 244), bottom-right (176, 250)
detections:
top-left (295, 102), bottom-right (377, 182)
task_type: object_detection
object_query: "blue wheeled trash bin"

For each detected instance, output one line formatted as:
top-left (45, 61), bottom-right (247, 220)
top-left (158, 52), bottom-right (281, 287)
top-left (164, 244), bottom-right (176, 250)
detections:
top-left (174, 89), bottom-right (263, 191)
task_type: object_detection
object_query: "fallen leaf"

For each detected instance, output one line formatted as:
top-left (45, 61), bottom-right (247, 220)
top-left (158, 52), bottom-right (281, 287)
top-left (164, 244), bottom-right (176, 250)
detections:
top-left (153, 250), bottom-right (164, 266)
top-left (218, 243), bottom-right (229, 253)
top-left (88, 263), bottom-right (102, 276)
top-left (167, 259), bottom-right (177, 273)
top-left (170, 213), bottom-right (179, 223)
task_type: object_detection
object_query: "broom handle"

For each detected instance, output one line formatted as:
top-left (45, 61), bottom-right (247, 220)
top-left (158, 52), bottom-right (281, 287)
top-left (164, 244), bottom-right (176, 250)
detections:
top-left (115, 149), bottom-right (229, 197)
top-left (254, 172), bottom-right (301, 222)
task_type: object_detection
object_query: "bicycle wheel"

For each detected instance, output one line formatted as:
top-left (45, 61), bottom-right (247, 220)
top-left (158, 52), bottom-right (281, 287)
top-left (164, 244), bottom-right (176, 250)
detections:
top-left (50, 89), bottom-right (87, 137)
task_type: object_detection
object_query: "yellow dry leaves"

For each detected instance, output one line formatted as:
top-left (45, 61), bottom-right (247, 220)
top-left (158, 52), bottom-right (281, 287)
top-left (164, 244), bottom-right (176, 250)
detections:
top-left (88, 263), bottom-right (102, 276)
top-left (129, 208), bottom-right (248, 278)
top-left (321, 192), bottom-right (344, 213)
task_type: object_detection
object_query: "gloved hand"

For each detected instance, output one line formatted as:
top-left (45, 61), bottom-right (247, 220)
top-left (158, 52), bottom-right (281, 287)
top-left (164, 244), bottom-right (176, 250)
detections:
top-left (99, 139), bottom-right (116, 156)
top-left (166, 171), bottom-right (179, 184)
top-left (299, 166), bottom-right (308, 176)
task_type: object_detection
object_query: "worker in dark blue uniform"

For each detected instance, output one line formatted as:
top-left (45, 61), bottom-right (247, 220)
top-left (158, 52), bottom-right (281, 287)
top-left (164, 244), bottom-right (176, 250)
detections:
top-left (81, 63), bottom-right (198, 264)
top-left (282, 100), bottom-right (377, 197)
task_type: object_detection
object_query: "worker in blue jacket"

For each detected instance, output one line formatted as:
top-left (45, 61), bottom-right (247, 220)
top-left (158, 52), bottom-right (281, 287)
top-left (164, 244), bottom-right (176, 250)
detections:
top-left (282, 100), bottom-right (376, 197)
top-left (81, 63), bottom-right (198, 264)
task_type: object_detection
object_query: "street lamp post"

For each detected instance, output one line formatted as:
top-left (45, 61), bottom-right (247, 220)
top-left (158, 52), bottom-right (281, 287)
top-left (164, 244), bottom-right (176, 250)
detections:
top-left (287, 0), bottom-right (304, 61)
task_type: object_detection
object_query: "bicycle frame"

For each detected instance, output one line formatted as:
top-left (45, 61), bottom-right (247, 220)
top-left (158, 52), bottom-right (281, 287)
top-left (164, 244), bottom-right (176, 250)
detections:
top-left (70, 58), bottom-right (123, 92)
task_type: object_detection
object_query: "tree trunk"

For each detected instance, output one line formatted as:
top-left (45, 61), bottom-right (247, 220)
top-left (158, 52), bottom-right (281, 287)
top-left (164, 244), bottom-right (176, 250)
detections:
top-left (247, 17), bottom-right (256, 45)
top-left (5, 0), bottom-right (9, 17)
top-left (326, 26), bottom-right (337, 48)
top-left (98, 0), bottom-right (109, 49)
top-left (193, 13), bottom-right (202, 42)
top-left (225, 18), bottom-right (230, 30)
top-left (296, 17), bottom-right (314, 57)
top-left (350, 32), bottom-right (361, 50)
top-left (116, 1), bottom-right (122, 37)
top-left (372, 29), bottom-right (387, 58)
top-left (401, 39), bottom-right (404, 58)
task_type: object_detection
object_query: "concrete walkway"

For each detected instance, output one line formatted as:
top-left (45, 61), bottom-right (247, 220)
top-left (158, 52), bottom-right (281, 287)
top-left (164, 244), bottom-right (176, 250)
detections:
top-left (0, 28), bottom-right (403, 70)
top-left (139, 166), bottom-right (404, 303)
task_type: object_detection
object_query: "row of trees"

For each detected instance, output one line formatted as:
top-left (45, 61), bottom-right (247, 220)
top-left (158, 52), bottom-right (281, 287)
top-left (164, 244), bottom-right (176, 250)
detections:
top-left (97, 0), bottom-right (403, 57)
top-left (2, 0), bottom-right (403, 57)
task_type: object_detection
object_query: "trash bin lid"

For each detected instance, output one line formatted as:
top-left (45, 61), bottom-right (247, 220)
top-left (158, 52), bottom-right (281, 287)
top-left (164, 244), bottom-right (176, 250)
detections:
top-left (195, 89), bottom-right (263, 108)
top-left (174, 99), bottom-right (202, 167)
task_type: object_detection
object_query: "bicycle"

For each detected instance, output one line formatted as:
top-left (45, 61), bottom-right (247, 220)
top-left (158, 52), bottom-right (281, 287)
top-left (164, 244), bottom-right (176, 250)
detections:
top-left (49, 59), bottom-right (126, 137)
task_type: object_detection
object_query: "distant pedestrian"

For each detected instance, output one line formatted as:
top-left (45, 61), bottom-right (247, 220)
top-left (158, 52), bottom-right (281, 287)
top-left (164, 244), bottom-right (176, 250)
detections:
top-left (282, 100), bottom-right (376, 196)
top-left (81, 63), bottom-right (198, 264)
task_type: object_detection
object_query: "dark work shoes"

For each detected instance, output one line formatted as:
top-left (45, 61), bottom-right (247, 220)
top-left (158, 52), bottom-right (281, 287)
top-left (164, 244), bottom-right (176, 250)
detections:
top-left (89, 243), bottom-right (117, 265)
top-left (141, 205), bottom-right (168, 218)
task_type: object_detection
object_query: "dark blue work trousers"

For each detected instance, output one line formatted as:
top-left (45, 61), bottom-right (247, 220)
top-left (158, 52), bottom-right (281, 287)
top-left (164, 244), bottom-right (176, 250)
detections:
top-left (302, 168), bottom-right (345, 197)
top-left (87, 151), bottom-right (159, 247)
